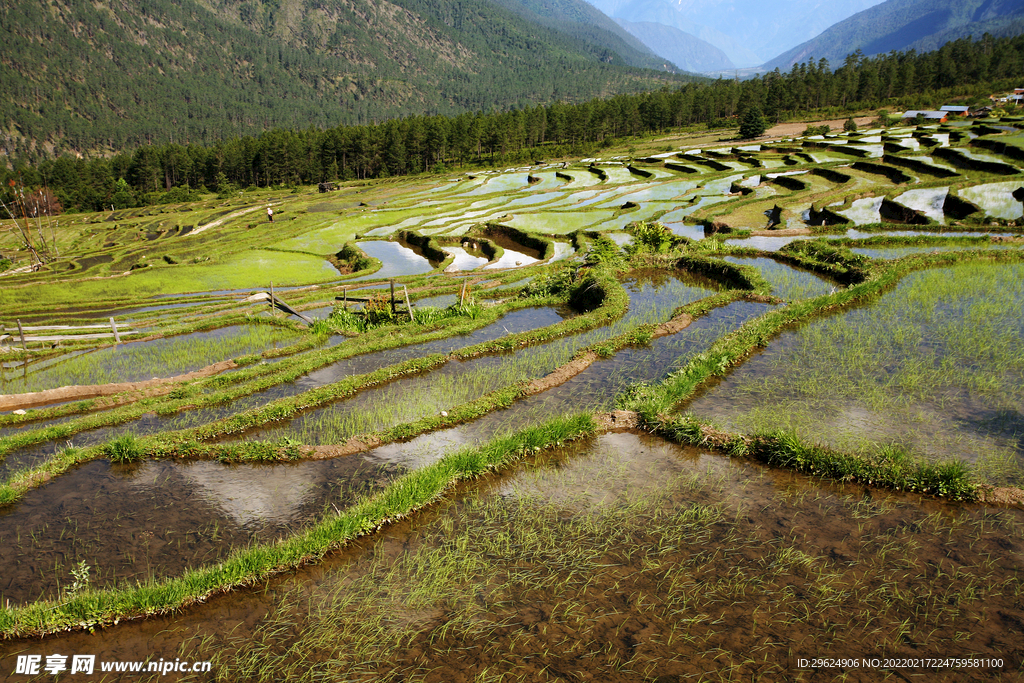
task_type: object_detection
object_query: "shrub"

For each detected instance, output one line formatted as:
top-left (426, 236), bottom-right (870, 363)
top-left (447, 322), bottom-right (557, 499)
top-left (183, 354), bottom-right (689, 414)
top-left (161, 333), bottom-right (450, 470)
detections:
top-left (802, 124), bottom-right (831, 136)
top-left (363, 292), bottom-right (396, 326)
top-left (627, 220), bottom-right (674, 253)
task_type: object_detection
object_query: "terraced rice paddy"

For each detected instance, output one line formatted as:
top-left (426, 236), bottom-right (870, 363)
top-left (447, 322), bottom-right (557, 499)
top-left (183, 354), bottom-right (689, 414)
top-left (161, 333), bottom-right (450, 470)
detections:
top-left (684, 262), bottom-right (1024, 486)
top-left (1, 116), bottom-right (1023, 680)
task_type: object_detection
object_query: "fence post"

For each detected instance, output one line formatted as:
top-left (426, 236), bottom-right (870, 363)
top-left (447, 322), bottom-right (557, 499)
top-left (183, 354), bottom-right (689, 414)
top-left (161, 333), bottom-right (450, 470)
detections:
top-left (459, 280), bottom-right (467, 307)
top-left (390, 279), bottom-right (396, 315)
top-left (17, 319), bottom-right (26, 350)
top-left (110, 317), bottom-right (121, 344)
top-left (404, 285), bottom-right (415, 322)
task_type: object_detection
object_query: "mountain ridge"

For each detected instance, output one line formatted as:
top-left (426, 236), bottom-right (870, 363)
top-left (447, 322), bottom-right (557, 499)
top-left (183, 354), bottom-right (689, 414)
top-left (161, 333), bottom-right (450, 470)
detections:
top-left (762, 0), bottom-right (1024, 70)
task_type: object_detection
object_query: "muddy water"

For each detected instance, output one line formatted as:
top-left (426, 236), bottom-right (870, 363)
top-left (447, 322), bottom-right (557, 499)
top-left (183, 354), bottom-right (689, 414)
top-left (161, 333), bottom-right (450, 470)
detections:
top-left (0, 454), bottom-right (403, 605)
top-left (7, 432), bottom-right (1021, 682)
top-left (0, 308), bottom-right (566, 480)
top-left (683, 262), bottom-right (1024, 485)
top-left (0, 280), bottom-right (725, 603)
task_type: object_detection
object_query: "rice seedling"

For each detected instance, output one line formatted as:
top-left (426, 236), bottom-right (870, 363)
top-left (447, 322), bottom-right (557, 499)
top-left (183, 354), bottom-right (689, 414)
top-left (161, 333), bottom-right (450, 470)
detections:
top-left (0, 324), bottom-right (305, 394)
top-left (682, 261), bottom-right (1024, 485)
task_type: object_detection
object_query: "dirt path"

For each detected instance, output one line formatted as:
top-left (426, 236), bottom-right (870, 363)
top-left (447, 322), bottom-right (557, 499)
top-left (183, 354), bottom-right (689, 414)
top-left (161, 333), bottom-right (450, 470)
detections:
top-left (764, 116), bottom-right (875, 139)
top-left (0, 359), bottom-right (238, 411)
top-left (189, 205), bottom-right (266, 237)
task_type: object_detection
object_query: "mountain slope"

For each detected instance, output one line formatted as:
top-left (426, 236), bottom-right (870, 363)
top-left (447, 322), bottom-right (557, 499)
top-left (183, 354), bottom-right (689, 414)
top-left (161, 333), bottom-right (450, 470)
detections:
top-left (614, 19), bottom-right (735, 72)
top-left (484, 0), bottom-right (672, 71)
top-left (762, 0), bottom-right (1024, 70)
top-left (0, 0), bottom-right (684, 158)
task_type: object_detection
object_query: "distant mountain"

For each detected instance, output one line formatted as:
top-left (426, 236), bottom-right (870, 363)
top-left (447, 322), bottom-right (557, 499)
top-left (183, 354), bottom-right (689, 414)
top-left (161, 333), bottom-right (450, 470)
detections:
top-left (0, 0), bottom-right (685, 157)
top-left (485, 0), bottom-right (671, 71)
top-left (614, 19), bottom-right (735, 72)
top-left (762, 0), bottom-right (1024, 70)
top-left (582, 0), bottom-right (887, 67)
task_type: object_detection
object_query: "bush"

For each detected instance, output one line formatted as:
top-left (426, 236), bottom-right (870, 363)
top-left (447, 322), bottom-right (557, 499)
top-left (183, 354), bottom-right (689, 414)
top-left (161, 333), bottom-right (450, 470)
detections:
top-left (843, 117), bottom-right (858, 132)
top-left (627, 220), bottom-right (675, 253)
top-left (802, 124), bottom-right (831, 136)
top-left (363, 292), bottom-right (396, 326)
top-left (520, 266), bottom-right (580, 298)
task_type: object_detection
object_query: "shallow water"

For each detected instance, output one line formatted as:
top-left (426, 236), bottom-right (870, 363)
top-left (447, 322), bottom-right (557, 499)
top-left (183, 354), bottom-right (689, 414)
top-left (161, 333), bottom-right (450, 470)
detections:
top-left (481, 233), bottom-right (542, 270)
top-left (665, 222), bottom-right (706, 240)
top-left (226, 272), bottom-right (720, 446)
top-left (683, 262), bottom-right (1024, 485)
top-left (850, 243), bottom-right (1021, 259)
top-left (457, 173), bottom-right (531, 196)
top-left (345, 241), bottom-right (438, 281)
top-left (722, 256), bottom-right (838, 300)
top-left (894, 187), bottom-right (948, 223)
top-left (0, 286), bottom-right (728, 601)
top-left (960, 181), bottom-right (1024, 220)
top-left (837, 196), bottom-right (883, 224)
top-left (442, 246), bottom-right (489, 271)
top-left (0, 453), bottom-right (402, 604)
top-left (724, 234), bottom-right (817, 251)
top-left (0, 308), bottom-right (567, 481)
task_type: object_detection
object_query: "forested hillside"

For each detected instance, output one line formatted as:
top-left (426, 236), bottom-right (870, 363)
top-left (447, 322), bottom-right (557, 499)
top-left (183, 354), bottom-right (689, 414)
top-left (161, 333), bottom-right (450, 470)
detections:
top-left (7, 32), bottom-right (1024, 215)
top-left (0, 0), bottom-right (683, 159)
top-left (483, 0), bottom-right (670, 71)
top-left (763, 0), bottom-right (1024, 70)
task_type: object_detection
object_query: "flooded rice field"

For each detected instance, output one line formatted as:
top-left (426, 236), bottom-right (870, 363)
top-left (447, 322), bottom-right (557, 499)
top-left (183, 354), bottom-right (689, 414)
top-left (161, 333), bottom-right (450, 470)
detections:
top-left (684, 262), bottom-right (1024, 485)
top-left (0, 307), bottom-right (568, 480)
top-left (0, 325), bottom-right (304, 395)
top-left (722, 256), bottom-right (838, 300)
top-left (6, 431), bottom-right (1021, 681)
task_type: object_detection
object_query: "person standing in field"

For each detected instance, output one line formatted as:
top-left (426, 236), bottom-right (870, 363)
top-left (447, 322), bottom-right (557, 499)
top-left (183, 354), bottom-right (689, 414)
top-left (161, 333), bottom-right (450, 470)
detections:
top-left (267, 206), bottom-right (274, 222)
